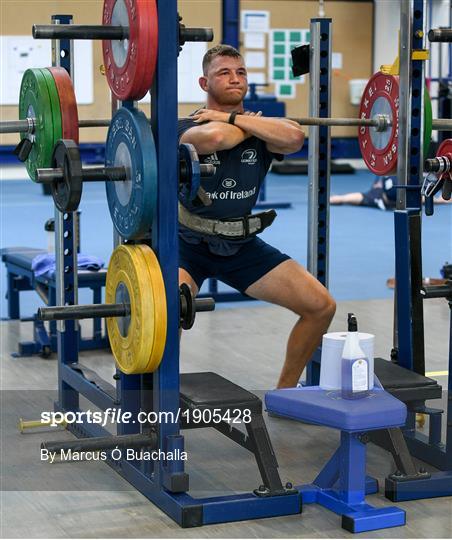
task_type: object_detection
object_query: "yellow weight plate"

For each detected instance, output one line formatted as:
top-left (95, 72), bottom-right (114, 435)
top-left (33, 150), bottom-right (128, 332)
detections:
top-left (135, 244), bottom-right (167, 372)
top-left (106, 245), bottom-right (157, 374)
top-left (125, 243), bottom-right (166, 373)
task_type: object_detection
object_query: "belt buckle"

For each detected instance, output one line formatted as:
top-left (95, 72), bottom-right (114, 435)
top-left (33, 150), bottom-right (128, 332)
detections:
top-left (216, 216), bottom-right (247, 240)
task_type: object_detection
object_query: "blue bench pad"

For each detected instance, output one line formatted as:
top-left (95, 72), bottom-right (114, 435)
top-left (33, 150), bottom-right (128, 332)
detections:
top-left (1, 247), bottom-right (106, 284)
top-left (1, 247), bottom-right (47, 267)
top-left (265, 387), bottom-right (406, 431)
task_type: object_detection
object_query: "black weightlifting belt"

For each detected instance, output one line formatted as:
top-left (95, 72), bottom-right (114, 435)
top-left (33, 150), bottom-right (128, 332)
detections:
top-left (178, 203), bottom-right (277, 240)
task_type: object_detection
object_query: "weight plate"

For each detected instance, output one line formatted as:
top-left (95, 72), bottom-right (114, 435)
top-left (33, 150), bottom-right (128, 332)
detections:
top-left (102, 0), bottom-right (158, 101)
top-left (436, 139), bottom-right (452, 200)
top-left (19, 69), bottom-right (55, 182)
top-left (134, 244), bottom-right (167, 372)
top-left (437, 138), bottom-right (452, 159)
top-left (106, 244), bottom-right (166, 374)
top-left (179, 143), bottom-right (201, 201)
top-left (105, 106), bottom-right (157, 239)
top-left (47, 67), bottom-right (79, 144)
top-left (51, 139), bottom-right (83, 212)
top-left (423, 86), bottom-right (433, 158)
top-left (358, 73), bottom-right (399, 175)
top-left (39, 68), bottom-right (63, 153)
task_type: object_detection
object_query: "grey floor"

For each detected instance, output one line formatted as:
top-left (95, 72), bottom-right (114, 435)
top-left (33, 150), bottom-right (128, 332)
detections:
top-left (1, 297), bottom-right (451, 538)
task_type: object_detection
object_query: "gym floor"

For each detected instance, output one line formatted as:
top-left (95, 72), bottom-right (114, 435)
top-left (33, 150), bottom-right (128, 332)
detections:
top-left (1, 164), bottom-right (451, 537)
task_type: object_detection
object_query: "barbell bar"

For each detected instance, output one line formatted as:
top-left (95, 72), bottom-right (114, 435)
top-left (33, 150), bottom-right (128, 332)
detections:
top-left (428, 28), bottom-right (452, 43)
top-left (32, 23), bottom-right (213, 44)
top-left (36, 165), bottom-right (127, 184)
top-left (33, 24), bottom-right (128, 40)
top-left (38, 292), bottom-right (215, 323)
top-left (0, 118), bottom-right (111, 134)
top-left (292, 116), bottom-right (452, 131)
top-left (36, 163), bottom-right (215, 184)
top-left (4, 114), bottom-right (452, 137)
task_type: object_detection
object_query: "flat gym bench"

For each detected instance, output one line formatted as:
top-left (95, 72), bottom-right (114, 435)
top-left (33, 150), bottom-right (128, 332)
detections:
top-left (1, 246), bottom-right (108, 356)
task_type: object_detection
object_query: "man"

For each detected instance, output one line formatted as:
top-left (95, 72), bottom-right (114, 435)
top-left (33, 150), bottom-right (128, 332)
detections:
top-left (330, 175), bottom-right (452, 209)
top-left (330, 176), bottom-right (397, 210)
top-left (178, 44), bottom-right (336, 389)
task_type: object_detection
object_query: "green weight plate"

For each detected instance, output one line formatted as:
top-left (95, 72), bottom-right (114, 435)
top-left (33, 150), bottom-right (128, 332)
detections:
top-left (39, 68), bottom-right (63, 152)
top-left (19, 69), bottom-right (55, 182)
top-left (424, 85), bottom-right (433, 158)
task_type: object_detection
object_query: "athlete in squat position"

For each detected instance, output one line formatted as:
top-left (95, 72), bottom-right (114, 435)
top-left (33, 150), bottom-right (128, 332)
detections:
top-left (178, 45), bottom-right (336, 388)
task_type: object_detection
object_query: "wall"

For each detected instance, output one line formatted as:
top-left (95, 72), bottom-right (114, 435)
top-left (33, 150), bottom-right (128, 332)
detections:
top-left (0, 0), bottom-right (373, 145)
top-left (240, 1), bottom-right (374, 136)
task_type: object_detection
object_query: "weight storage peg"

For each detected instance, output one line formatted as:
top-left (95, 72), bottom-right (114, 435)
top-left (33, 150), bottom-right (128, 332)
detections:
top-left (33, 1), bottom-right (213, 101)
top-left (2, 67), bottom-right (109, 183)
top-left (37, 244), bottom-right (215, 374)
top-left (35, 140), bottom-right (127, 213)
top-left (428, 28), bottom-right (452, 42)
top-left (178, 13), bottom-right (214, 52)
top-left (33, 0), bottom-right (158, 101)
top-left (36, 137), bottom-right (215, 215)
top-left (38, 282), bottom-right (215, 327)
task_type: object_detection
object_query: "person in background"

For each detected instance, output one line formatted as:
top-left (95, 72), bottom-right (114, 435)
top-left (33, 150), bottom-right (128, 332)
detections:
top-left (330, 175), bottom-right (451, 209)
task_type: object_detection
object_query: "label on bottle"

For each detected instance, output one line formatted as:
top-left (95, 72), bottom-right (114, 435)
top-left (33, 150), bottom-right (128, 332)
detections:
top-left (352, 359), bottom-right (368, 392)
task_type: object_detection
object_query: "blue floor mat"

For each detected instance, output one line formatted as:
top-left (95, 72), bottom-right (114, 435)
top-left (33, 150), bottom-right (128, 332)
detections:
top-left (1, 169), bottom-right (451, 318)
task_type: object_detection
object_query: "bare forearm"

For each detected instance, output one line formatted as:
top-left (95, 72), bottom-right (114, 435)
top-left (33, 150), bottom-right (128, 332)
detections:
top-left (180, 122), bottom-right (248, 154)
top-left (233, 116), bottom-right (304, 151)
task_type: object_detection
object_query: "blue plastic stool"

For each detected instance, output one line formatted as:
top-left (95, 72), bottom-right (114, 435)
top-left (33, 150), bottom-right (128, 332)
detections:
top-left (265, 386), bottom-right (407, 533)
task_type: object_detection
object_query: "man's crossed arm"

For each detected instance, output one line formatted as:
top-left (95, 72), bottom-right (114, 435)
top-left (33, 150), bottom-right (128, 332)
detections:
top-left (180, 109), bottom-right (305, 155)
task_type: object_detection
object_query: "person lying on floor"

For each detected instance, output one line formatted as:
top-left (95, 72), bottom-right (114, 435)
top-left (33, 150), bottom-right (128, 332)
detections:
top-left (330, 175), bottom-right (452, 210)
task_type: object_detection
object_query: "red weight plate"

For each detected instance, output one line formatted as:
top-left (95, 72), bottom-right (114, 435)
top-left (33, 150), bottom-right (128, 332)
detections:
top-left (47, 67), bottom-right (79, 144)
top-left (102, 0), bottom-right (158, 101)
top-left (358, 73), bottom-right (400, 175)
top-left (436, 138), bottom-right (452, 159)
top-left (436, 139), bottom-right (452, 184)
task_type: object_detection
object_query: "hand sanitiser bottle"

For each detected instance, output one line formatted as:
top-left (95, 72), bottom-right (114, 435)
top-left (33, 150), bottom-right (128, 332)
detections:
top-left (341, 313), bottom-right (370, 399)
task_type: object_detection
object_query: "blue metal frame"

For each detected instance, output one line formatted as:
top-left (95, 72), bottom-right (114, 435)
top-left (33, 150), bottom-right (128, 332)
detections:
top-left (300, 432), bottom-right (405, 533)
top-left (394, 0), bottom-right (425, 375)
top-left (222, 0), bottom-right (240, 48)
top-left (306, 18), bottom-right (332, 387)
top-left (389, 0), bottom-right (452, 497)
top-left (49, 2), bottom-right (303, 527)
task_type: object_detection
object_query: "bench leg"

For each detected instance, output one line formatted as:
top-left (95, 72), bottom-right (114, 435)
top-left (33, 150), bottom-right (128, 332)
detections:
top-left (7, 271), bottom-right (20, 319)
top-left (92, 285), bottom-right (102, 341)
top-left (301, 432), bottom-right (406, 533)
top-left (245, 415), bottom-right (287, 495)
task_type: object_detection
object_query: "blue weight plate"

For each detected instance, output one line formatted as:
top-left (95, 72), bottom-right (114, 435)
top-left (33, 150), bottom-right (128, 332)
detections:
top-left (105, 107), bottom-right (157, 239)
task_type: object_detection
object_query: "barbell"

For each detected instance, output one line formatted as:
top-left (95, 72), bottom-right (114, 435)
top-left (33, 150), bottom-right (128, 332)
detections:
top-left (4, 68), bottom-right (452, 182)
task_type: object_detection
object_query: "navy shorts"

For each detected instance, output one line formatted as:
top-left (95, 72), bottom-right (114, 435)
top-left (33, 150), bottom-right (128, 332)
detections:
top-left (179, 236), bottom-right (291, 293)
top-left (361, 178), bottom-right (396, 210)
top-left (361, 186), bottom-right (386, 209)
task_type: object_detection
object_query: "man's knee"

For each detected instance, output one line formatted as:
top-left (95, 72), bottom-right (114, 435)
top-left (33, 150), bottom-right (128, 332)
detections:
top-left (307, 290), bottom-right (336, 321)
top-left (321, 293), bottom-right (336, 321)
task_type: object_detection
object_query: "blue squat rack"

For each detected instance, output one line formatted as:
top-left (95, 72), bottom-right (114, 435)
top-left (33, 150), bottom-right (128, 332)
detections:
top-left (305, 0), bottom-right (452, 501)
top-left (40, 2), bottom-right (302, 527)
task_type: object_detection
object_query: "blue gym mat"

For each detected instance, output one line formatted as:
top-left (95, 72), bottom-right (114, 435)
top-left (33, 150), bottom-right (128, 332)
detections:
top-left (0, 168), bottom-right (450, 318)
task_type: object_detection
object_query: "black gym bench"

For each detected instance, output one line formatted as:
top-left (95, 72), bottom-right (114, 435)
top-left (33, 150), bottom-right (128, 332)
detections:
top-left (370, 357), bottom-right (452, 500)
top-left (42, 367), bottom-right (298, 523)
